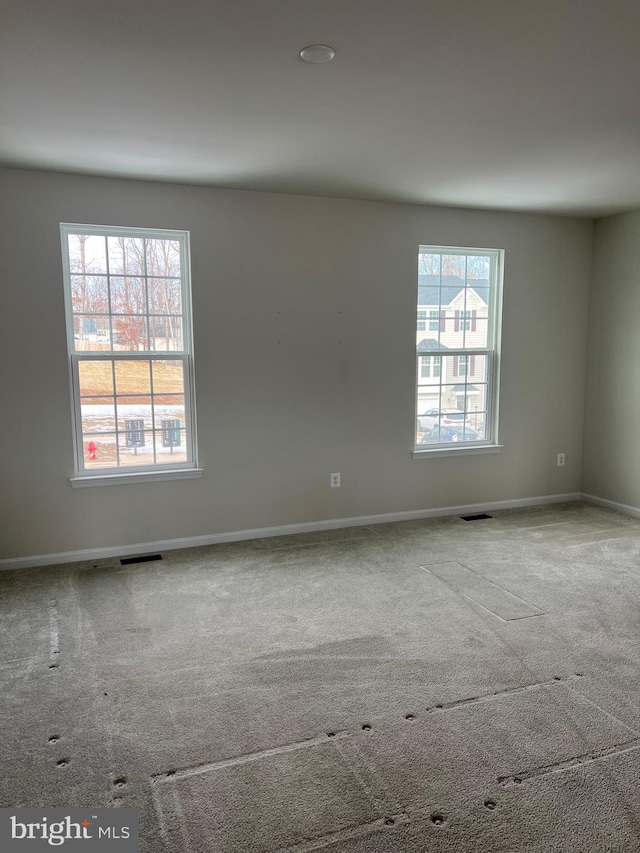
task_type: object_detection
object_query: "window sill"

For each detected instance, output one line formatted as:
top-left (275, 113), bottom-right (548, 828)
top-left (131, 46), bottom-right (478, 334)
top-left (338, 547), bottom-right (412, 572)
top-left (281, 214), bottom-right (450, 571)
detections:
top-left (70, 468), bottom-right (203, 488)
top-left (412, 444), bottom-right (503, 460)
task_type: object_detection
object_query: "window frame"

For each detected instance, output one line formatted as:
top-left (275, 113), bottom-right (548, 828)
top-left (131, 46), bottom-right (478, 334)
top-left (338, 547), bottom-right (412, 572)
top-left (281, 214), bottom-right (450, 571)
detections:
top-left (414, 245), bottom-right (504, 456)
top-left (60, 223), bottom-right (200, 485)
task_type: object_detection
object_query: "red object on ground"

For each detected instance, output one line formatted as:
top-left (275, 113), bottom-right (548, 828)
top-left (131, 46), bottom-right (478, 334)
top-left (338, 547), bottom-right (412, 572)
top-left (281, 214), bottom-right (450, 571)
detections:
top-left (87, 440), bottom-right (97, 460)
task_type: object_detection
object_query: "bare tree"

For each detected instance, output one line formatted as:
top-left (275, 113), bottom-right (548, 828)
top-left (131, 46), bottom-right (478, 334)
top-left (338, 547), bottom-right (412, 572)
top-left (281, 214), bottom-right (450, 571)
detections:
top-left (419, 252), bottom-right (489, 280)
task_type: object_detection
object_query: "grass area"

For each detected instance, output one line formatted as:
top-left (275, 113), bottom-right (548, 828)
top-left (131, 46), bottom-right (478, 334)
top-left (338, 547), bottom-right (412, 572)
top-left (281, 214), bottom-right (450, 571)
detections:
top-left (79, 359), bottom-right (184, 403)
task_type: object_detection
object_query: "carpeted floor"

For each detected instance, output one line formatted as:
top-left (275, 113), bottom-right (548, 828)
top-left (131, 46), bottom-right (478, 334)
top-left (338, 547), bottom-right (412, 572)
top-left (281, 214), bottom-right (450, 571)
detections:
top-left (3, 500), bottom-right (640, 852)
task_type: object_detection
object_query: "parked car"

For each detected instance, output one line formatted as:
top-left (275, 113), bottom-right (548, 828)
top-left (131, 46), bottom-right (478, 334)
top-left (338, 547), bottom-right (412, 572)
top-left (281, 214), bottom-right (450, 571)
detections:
top-left (417, 408), bottom-right (474, 432)
top-left (419, 425), bottom-right (480, 444)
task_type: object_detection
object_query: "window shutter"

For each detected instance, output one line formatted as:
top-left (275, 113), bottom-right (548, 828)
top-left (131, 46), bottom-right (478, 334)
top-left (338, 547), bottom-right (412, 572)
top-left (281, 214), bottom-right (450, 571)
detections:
top-left (470, 355), bottom-right (476, 375)
top-left (440, 310), bottom-right (446, 332)
top-left (453, 356), bottom-right (459, 377)
top-left (454, 310), bottom-right (460, 332)
top-left (472, 310), bottom-right (477, 331)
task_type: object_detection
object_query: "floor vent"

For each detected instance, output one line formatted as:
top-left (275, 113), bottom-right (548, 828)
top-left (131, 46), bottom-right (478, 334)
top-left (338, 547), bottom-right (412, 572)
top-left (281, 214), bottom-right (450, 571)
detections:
top-left (459, 513), bottom-right (493, 521)
top-left (120, 554), bottom-right (163, 565)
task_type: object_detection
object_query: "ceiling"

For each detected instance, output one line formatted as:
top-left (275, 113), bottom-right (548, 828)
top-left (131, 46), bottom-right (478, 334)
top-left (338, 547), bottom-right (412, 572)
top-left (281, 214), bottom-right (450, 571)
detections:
top-left (1, 0), bottom-right (639, 217)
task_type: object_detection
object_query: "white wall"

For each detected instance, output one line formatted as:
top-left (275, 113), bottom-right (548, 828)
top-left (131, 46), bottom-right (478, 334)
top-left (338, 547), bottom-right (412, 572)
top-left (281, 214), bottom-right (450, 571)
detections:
top-left (0, 168), bottom-right (593, 561)
top-left (583, 210), bottom-right (640, 507)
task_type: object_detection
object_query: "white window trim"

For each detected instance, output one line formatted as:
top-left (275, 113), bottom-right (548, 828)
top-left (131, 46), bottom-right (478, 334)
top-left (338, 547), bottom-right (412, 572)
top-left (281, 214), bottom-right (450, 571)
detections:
top-left (414, 245), bottom-right (504, 455)
top-left (60, 223), bottom-right (199, 483)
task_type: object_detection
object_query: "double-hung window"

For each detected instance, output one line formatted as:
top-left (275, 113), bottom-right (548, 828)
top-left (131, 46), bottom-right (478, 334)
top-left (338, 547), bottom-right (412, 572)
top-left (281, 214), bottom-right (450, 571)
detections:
top-left (420, 355), bottom-right (441, 379)
top-left (60, 224), bottom-right (198, 483)
top-left (415, 245), bottom-right (503, 450)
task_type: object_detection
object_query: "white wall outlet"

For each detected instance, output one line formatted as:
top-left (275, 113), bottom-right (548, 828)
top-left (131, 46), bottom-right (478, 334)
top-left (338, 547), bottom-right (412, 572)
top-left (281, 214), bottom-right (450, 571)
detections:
top-left (330, 472), bottom-right (341, 488)
top-left (557, 453), bottom-right (565, 467)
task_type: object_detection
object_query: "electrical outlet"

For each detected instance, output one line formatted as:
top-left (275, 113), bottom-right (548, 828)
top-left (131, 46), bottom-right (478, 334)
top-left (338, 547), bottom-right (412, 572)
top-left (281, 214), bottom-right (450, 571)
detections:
top-left (557, 453), bottom-right (565, 467)
top-left (330, 472), bottom-right (341, 488)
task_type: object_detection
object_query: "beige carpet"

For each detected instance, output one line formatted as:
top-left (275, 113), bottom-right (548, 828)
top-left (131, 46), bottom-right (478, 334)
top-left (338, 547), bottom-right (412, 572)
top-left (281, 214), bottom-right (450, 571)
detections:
top-left (3, 501), bottom-right (640, 852)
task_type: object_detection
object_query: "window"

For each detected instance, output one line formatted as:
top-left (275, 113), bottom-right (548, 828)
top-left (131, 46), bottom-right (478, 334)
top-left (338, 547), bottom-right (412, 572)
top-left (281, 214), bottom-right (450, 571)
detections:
top-left (60, 224), bottom-right (198, 482)
top-left (415, 245), bottom-right (503, 450)
top-left (420, 356), bottom-right (441, 378)
top-left (417, 310), bottom-right (427, 331)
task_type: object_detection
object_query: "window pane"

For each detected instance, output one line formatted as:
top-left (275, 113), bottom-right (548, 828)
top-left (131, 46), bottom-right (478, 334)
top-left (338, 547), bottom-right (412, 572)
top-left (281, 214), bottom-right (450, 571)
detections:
top-left (154, 394), bottom-right (185, 416)
top-left (151, 359), bottom-right (185, 395)
top-left (418, 253), bottom-right (440, 275)
top-left (468, 317), bottom-right (489, 348)
top-left (470, 354), bottom-right (487, 380)
top-left (110, 276), bottom-right (147, 314)
top-left (146, 239), bottom-right (181, 278)
top-left (112, 315), bottom-right (148, 351)
top-left (442, 254), bottom-right (466, 278)
top-left (108, 236), bottom-right (145, 276)
top-left (68, 234), bottom-right (107, 274)
top-left (150, 317), bottom-right (183, 351)
top-left (148, 278), bottom-right (182, 315)
top-left (154, 399), bottom-right (185, 437)
top-left (473, 413), bottom-right (488, 439)
top-left (154, 428), bottom-right (187, 463)
top-left (73, 315), bottom-right (112, 351)
top-left (82, 433), bottom-right (117, 468)
top-left (78, 360), bottom-right (114, 397)
top-left (114, 360), bottom-right (151, 396)
top-left (119, 429), bottom-right (154, 466)
top-left (71, 275), bottom-right (109, 314)
top-left (466, 255), bottom-right (490, 282)
top-left (81, 399), bottom-right (116, 434)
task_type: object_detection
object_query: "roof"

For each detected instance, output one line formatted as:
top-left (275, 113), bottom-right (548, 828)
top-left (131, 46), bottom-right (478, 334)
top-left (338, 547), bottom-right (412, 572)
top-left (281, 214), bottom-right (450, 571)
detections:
top-left (416, 338), bottom-right (449, 352)
top-left (452, 384), bottom-right (481, 394)
top-left (417, 276), bottom-right (489, 308)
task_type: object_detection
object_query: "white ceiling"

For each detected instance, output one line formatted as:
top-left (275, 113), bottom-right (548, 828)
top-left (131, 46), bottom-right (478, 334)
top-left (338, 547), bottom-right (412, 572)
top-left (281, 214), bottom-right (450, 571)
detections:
top-left (1, 0), bottom-right (639, 217)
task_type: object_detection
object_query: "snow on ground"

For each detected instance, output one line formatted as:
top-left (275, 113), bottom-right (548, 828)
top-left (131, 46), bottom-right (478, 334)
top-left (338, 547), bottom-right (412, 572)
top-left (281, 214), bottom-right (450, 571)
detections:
top-left (81, 403), bottom-right (184, 429)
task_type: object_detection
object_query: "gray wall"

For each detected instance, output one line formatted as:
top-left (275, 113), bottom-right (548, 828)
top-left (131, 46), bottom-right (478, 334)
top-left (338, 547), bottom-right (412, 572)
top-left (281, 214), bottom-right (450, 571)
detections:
top-left (0, 168), bottom-right (593, 560)
top-left (583, 210), bottom-right (640, 506)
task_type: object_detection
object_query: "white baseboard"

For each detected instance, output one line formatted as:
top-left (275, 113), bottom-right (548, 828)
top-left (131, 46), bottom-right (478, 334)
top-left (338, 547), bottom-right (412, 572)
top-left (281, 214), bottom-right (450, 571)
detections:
top-left (580, 492), bottom-right (640, 520)
top-left (0, 492), bottom-right (582, 571)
